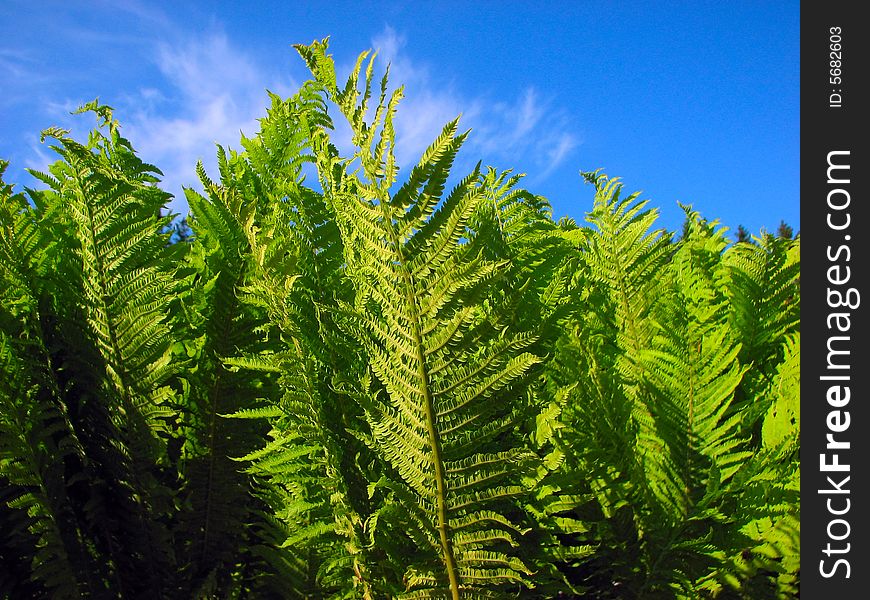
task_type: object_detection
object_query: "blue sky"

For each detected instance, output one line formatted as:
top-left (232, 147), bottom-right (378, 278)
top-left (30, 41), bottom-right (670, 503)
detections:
top-left (0, 1), bottom-right (799, 237)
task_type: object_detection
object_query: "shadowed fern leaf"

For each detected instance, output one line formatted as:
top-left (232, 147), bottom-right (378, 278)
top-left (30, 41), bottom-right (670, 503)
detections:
top-left (0, 164), bottom-right (96, 598)
top-left (29, 103), bottom-right (181, 598)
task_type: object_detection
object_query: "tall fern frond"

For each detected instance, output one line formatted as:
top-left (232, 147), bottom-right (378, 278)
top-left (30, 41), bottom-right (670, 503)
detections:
top-left (0, 335), bottom-right (95, 599)
top-left (301, 40), bottom-right (542, 597)
top-left (174, 159), bottom-right (277, 594)
top-left (29, 104), bottom-right (181, 598)
top-left (204, 80), bottom-right (385, 597)
top-left (581, 170), bottom-right (672, 363)
top-left (614, 212), bottom-right (739, 594)
top-left (0, 165), bottom-right (98, 598)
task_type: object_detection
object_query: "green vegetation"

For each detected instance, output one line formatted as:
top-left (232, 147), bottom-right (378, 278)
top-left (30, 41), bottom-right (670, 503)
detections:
top-left (0, 40), bottom-right (799, 599)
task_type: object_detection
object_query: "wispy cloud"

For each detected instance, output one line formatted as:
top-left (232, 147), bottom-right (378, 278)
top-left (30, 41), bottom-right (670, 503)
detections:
top-left (14, 20), bottom-right (577, 214)
top-left (106, 0), bottom-right (174, 29)
top-left (128, 24), bottom-right (580, 211)
top-left (367, 26), bottom-right (579, 182)
top-left (0, 48), bottom-right (34, 79)
top-left (120, 31), bottom-right (298, 213)
top-left (0, 49), bottom-right (53, 110)
top-left (364, 28), bottom-right (475, 168)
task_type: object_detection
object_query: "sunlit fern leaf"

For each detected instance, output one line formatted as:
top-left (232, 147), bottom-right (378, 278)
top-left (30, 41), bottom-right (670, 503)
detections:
top-left (537, 173), bottom-right (674, 592)
top-left (245, 95), bottom-right (381, 598)
top-left (468, 167), bottom-right (580, 345)
top-left (579, 171), bottom-right (674, 432)
top-left (641, 212), bottom-right (746, 492)
top-left (624, 211), bottom-right (764, 596)
top-left (298, 39), bottom-right (544, 598)
top-left (203, 78), bottom-right (389, 598)
top-left (713, 336), bottom-right (799, 598)
top-left (725, 333), bottom-right (799, 597)
top-left (760, 333), bottom-right (800, 451)
top-left (725, 233), bottom-right (800, 365)
top-left (240, 87), bottom-right (332, 188)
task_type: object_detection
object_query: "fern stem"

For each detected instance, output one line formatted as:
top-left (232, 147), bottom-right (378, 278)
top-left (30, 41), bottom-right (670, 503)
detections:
top-left (414, 324), bottom-right (461, 598)
top-left (381, 200), bottom-right (461, 598)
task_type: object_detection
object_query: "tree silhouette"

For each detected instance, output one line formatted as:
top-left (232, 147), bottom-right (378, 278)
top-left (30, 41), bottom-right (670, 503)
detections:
top-left (777, 220), bottom-right (795, 239)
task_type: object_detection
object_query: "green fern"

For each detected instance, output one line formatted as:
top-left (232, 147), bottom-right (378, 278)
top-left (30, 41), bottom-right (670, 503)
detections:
top-left (297, 39), bottom-right (545, 597)
top-left (171, 151), bottom-right (280, 595)
top-left (26, 104), bottom-right (181, 598)
top-left (0, 166), bottom-right (93, 598)
top-left (201, 80), bottom-right (388, 597)
top-left (724, 232), bottom-right (800, 434)
top-left (541, 184), bottom-right (800, 597)
top-left (0, 41), bottom-right (800, 599)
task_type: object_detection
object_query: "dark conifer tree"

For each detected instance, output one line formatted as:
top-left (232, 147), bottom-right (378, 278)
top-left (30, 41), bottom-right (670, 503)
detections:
top-left (777, 220), bottom-right (795, 239)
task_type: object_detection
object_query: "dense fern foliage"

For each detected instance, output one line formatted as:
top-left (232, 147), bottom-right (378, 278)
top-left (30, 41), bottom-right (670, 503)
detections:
top-left (0, 40), bottom-right (799, 599)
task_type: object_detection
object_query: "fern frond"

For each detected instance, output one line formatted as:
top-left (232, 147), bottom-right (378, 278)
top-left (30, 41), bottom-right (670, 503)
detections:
top-left (1, 158), bottom-right (114, 596)
top-left (28, 105), bottom-right (184, 597)
top-left (299, 39), bottom-right (546, 597)
top-left (581, 171), bottom-right (672, 383)
top-left (725, 232), bottom-right (800, 434)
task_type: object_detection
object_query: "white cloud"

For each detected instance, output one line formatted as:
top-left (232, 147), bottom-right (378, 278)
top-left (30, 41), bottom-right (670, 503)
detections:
top-left (22, 142), bottom-right (54, 175)
top-left (365, 27), bottom-right (475, 168)
top-left (119, 31), bottom-right (296, 214)
top-left (0, 49), bottom-right (53, 111)
top-left (363, 26), bottom-right (579, 184)
top-left (0, 48), bottom-right (32, 79)
top-left (12, 28), bottom-right (298, 215)
top-left (545, 134), bottom-right (576, 174)
top-left (18, 23), bottom-right (578, 214)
